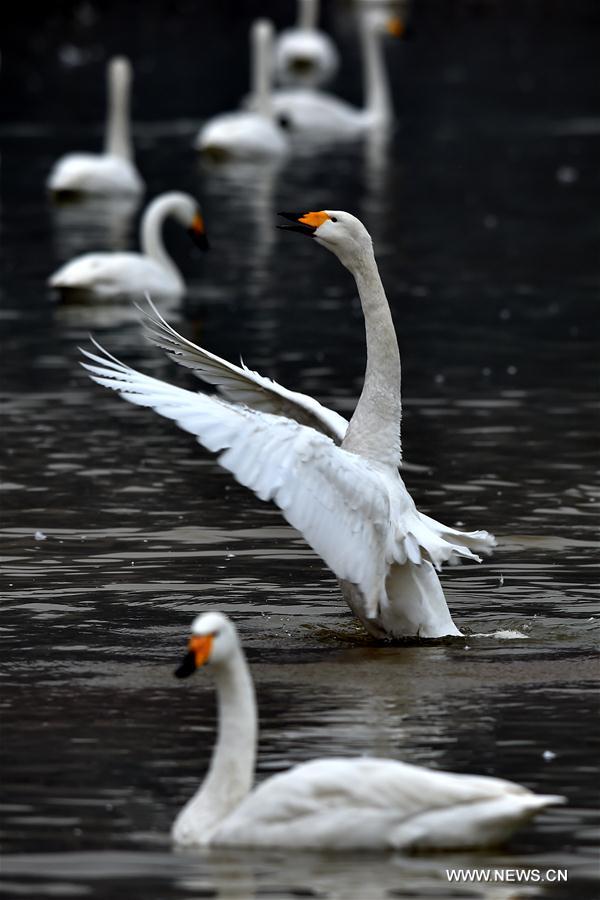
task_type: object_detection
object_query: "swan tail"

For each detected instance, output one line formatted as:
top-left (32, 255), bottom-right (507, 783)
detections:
top-left (416, 511), bottom-right (496, 562)
top-left (393, 513), bottom-right (496, 573)
top-left (390, 793), bottom-right (565, 851)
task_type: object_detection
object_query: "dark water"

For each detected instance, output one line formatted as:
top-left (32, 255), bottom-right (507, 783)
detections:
top-left (1, 2), bottom-right (599, 898)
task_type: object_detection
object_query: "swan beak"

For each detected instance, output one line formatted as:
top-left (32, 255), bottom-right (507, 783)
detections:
top-left (386, 16), bottom-right (406, 38)
top-left (174, 634), bottom-right (214, 678)
top-left (188, 212), bottom-right (209, 250)
top-left (277, 211), bottom-right (329, 236)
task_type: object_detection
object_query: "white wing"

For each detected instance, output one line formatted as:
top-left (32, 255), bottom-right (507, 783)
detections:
top-left (81, 343), bottom-right (398, 606)
top-left (213, 757), bottom-right (564, 850)
top-left (138, 299), bottom-right (348, 443)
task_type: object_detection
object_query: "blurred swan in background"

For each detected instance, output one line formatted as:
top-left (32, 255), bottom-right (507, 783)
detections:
top-left (170, 611), bottom-right (564, 849)
top-left (81, 210), bottom-right (495, 639)
top-left (274, 0), bottom-right (339, 88)
top-left (265, 8), bottom-right (404, 138)
top-left (47, 57), bottom-right (144, 197)
top-left (49, 192), bottom-right (207, 301)
top-left (195, 19), bottom-right (288, 162)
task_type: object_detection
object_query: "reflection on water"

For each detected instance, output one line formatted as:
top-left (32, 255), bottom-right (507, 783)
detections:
top-left (1, 1), bottom-right (600, 898)
top-left (50, 193), bottom-right (141, 260)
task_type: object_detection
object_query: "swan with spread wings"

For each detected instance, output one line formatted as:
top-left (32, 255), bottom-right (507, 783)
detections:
top-left (81, 210), bottom-right (495, 638)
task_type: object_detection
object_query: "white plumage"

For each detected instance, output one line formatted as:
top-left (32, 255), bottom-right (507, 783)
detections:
top-left (47, 57), bottom-right (144, 197)
top-left (170, 612), bottom-right (565, 849)
top-left (82, 210), bottom-right (496, 639)
top-left (274, 0), bottom-right (339, 88)
top-left (49, 191), bottom-right (205, 301)
top-left (195, 20), bottom-right (287, 161)
top-left (264, 8), bottom-right (400, 139)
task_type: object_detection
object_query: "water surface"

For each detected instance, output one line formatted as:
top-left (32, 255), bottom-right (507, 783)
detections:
top-left (1, 2), bottom-right (599, 898)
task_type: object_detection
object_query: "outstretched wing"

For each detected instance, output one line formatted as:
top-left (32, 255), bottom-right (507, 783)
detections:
top-left (138, 299), bottom-right (348, 443)
top-left (81, 342), bottom-right (394, 607)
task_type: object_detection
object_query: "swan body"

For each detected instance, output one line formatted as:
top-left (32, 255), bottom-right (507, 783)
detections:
top-left (264, 8), bottom-right (400, 138)
top-left (195, 20), bottom-right (287, 161)
top-left (171, 612), bottom-right (564, 849)
top-left (274, 0), bottom-right (339, 88)
top-left (47, 57), bottom-right (144, 197)
top-left (82, 210), bottom-right (495, 639)
top-left (50, 192), bottom-right (206, 301)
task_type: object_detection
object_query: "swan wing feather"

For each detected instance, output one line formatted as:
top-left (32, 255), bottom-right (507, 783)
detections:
top-left (81, 343), bottom-right (395, 605)
top-left (138, 300), bottom-right (348, 443)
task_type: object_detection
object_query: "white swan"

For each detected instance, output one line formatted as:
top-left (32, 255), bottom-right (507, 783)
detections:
top-left (49, 192), bottom-right (207, 301)
top-left (47, 57), bottom-right (144, 197)
top-left (195, 20), bottom-right (288, 162)
top-left (81, 210), bottom-right (496, 639)
top-left (274, 0), bottom-right (339, 88)
top-left (266, 8), bottom-right (404, 138)
top-left (170, 611), bottom-right (564, 849)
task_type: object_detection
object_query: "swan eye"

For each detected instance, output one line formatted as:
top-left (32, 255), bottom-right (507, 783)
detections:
top-left (330, 217), bottom-right (338, 223)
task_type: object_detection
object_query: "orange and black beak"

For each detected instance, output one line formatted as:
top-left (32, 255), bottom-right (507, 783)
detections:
top-left (175, 634), bottom-right (213, 679)
top-left (278, 211), bottom-right (329, 237)
top-left (188, 211), bottom-right (209, 251)
top-left (387, 14), bottom-right (414, 40)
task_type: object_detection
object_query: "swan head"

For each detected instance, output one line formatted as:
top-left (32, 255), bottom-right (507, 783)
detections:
top-left (278, 210), bottom-right (373, 269)
top-left (174, 611), bottom-right (238, 677)
top-left (148, 191), bottom-right (209, 250)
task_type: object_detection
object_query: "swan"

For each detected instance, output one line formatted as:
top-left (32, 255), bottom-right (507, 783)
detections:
top-left (274, 0), bottom-right (339, 88)
top-left (170, 611), bottom-right (564, 849)
top-left (264, 8), bottom-right (404, 138)
top-left (81, 210), bottom-right (496, 639)
top-left (49, 192), bottom-right (207, 301)
top-left (47, 57), bottom-right (144, 197)
top-left (195, 20), bottom-right (288, 162)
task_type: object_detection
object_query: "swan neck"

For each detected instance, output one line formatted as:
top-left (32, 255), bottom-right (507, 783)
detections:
top-left (361, 18), bottom-right (392, 125)
top-left (298, 0), bottom-right (318, 30)
top-left (199, 651), bottom-right (257, 824)
top-left (105, 62), bottom-right (133, 160)
top-left (140, 197), bottom-right (181, 281)
top-left (342, 248), bottom-right (402, 466)
top-left (252, 23), bottom-right (274, 118)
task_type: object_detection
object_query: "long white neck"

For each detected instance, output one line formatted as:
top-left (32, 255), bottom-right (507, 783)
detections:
top-left (251, 20), bottom-right (274, 118)
top-left (176, 648), bottom-right (257, 840)
top-left (104, 58), bottom-right (133, 160)
top-left (140, 196), bottom-right (182, 282)
top-left (298, 0), bottom-right (318, 30)
top-left (361, 18), bottom-right (393, 126)
top-left (341, 245), bottom-right (402, 467)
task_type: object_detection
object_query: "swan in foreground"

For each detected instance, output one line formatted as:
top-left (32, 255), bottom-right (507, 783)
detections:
top-left (274, 0), bottom-right (339, 87)
top-left (50, 192), bottom-right (207, 301)
top-left (47, 57), bottom-right (144, 197)
top-left (195, 20), bottom-right (287, 162)
top-left (171, 611), bottom-right (564, 849)
top-left (265, 8), bottom-right (404, 138)
top-left (82, 210), bottom-right (495, 639)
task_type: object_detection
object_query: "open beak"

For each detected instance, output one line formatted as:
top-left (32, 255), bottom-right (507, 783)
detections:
top-left (277, 211), bottom-right (328, 237)
top-left (174, 634), bottom-right (213, 679)
top-left (188, 211), bottom-right (209, 251)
